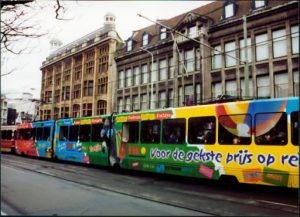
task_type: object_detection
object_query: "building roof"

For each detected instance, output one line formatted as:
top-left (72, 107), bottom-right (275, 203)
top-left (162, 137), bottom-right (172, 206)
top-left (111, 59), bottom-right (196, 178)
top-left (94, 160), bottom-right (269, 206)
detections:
top-left (120, 0), bottom-right (291, 55)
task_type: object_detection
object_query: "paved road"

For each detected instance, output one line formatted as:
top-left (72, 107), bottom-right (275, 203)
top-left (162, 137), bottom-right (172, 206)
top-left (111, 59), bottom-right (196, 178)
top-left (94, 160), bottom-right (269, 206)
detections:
top-left (1, 154), bottom-right (298, 216)
top-left (1, 164), bottom-right (208, 216)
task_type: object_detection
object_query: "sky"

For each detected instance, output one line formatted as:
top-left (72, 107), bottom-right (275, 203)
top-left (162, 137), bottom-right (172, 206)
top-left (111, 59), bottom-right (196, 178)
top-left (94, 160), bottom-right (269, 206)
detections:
top-left (1, 0), bottom-right (212, 99)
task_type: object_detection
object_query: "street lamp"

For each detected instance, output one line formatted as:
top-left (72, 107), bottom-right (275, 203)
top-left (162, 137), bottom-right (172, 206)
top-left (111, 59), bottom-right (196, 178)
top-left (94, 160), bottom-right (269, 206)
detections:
top-left (140, 47), bottom-right (154, 110)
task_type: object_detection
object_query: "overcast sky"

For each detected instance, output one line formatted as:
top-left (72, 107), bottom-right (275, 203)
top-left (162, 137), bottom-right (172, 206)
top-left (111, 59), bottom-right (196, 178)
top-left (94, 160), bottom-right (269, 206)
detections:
top-left (1, 0), bottom-right (211, 99)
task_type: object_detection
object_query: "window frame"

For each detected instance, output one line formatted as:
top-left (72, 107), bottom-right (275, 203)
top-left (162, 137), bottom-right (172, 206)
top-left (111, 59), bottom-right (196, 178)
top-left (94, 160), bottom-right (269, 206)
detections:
top-left (291, 111), bottom-right (298, 146)
top-left (254, 112), bottom-right (288, 146)
top-left (188, 116), bottom-right (216, 145)
top-left (218, 114), bottom-right (252, 145)
top-left (140, 120), bottom-right (161, 144)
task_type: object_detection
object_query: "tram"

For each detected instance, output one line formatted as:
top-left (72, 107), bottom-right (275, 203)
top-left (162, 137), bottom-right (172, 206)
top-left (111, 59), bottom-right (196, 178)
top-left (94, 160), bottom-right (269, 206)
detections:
top-left (0, 125), bottom-right (17, 153)
top-left (13, 97), bottom-right (299, 188)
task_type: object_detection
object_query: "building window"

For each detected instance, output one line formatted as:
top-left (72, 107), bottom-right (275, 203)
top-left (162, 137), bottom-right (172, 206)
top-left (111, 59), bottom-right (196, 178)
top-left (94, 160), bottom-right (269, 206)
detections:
top-left (132, 95), bottom-right (139, 111)
top-left (118, 70), bottom-right (124, 88)
top-left (150, 93), bottom-right (157, 109)
top-left (240, 78), bottom-right (253, 98)
top-left (98, 77), bottom-right (108, 95)
top-left (125, 68), bottom-right (132, 87)
top-left (291, 25), bottom-right (299, 54)
top-left (212, 82), bottom-right (222, 99)
top-left (225, 41), bottom-right (236, 67)
top-left (293, 71), bottom-right (299, 96)
top-left (196, 48), bottom-right (200, 70)
top-left (188, 25), bottom-right (198, 38)
top-left (212, 45), bottom-right (222, 69)
top-left (140, 94), bottom-right (147, 111)
top-left (125, 96), bottom-right (131, 112)
top-left (98, 45), bottom-right (109, 73)
top-left (73, 84), bottom-right (81, 99)
top-left (118, 98), bottom-right (123, 113)
top-left (168, 89), bottom-right (174, 108)
top-left (127, 40), bottom-right (132, 52)
top-left (60, 107), bottom-right (69, 118)
top-left (73, 104), bottom-right (80, 117)
top-left (224, 3), bottom-right (234, 18)
top-left (62, 86), bottom-right (70, 101)
top-left (274, 73), bottom-right (288, 98)
top-left (184, 49), bottom-right (194, 73)
top-left (142, 33), bottom-right (149, 46)
top-left (141, 64), bottom-right (148, 84)
top-left (178, 86), bottom-right (183, 107)
top-left (97, 100), bottom-right (107, 115)
top-left (225, 80), bottom-right (237, 97)
top-left (54, 107), bottom-right (59, 120)
top-left (150, 62), bottom-right (157, 82)
top-left (256, 33), bottom-right (268, 61)
top-left (54, 90), bottom-right (60, 103)
top-left (45, 91), bottom-right (52, 103)
top-left (55, 73), bottom-right (61, 87)
top-left (63, 69), bottom-right (71, 81)
top-left (158, 91), bottom-right (166, 108)
top-left (133, 66), bottom-right (140, 86)
top-left (83, 103), bottom-right (92, 117)
top-left (159, 59), bottom-right (167, 81)
top-left (169, 57), bottom-right (174, 79)
top-left (184, 85), bottom-right (193, 106)
top-left (160, 27), bottom-right (167, 40)
top-left (239, 38), bottom-right (252, 63)
top-left (254, 0), bottom-right (265, 9)
top-left (86, 60), bottom-right (94, 74)
top-left (257, 75), bottom-right (270, 98)
top-left (273, 29), bottom-right (287, 58)
top-left (196, 83), bottom-right (201, 104)
top-left (74, 66), bottom-right (82, 81)
top-left (84, 80), bottom-right (93, 96)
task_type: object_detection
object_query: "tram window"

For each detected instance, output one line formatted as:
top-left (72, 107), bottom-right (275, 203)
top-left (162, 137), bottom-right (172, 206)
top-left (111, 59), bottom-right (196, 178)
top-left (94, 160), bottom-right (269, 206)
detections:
top-left (291, 111), bottom-right (298, 145)
top-left (219, 114), bottom-right (252, 145)
top-left (43, 127), bottom-right (51, 141)
top-left (59, 126), bottom-right (69, 141)
top-left (162, 119), bottom-right (186, 144)
top-left (141, 120), bottom-right (161, 144)
top-left (24, 128), bottom-right (35, 140)
top-left (6, 130), bottom-right (12, 140)
top-left (13, 130), bottom-right (17, 140)
top-left (255, 112), bottom-right (287, 145)
top-left (69, 125), bottom-right (79, 141)
top-left (188, 117), bottom-right (215, 144)
top-left (122, 122), bottom-right (139, 143)
top-left (79, 125), bottom-right (91, 142)
top-left (17, 129), bottom-right (25, 140)
top-left (36, 128), bottom-right (43, 140)
top-left (1, 130), bottom-right (7, 140)
top-left (91, 124), bottom-right (103, 142)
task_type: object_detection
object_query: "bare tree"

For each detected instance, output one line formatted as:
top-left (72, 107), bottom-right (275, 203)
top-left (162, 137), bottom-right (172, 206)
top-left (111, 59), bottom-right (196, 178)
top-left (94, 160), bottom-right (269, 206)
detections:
top-left (1, 0), bottom-right (65, 54)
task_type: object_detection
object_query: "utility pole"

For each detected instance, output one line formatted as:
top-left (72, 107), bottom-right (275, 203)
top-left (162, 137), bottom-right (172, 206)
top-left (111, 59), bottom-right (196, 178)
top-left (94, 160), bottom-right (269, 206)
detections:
top-left (243, 15), bottom-right (250, 98)
top-left (141, 48), bottom-right (154, 110)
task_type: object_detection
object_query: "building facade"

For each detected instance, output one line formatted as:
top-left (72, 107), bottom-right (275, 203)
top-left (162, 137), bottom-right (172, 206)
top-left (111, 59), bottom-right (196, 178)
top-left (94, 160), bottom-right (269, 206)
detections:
top-left (115, 0), bottom-right (299, 113)
top-left (40, 13), bottom-right (122, 120)
top-left (1, 95), bottom-right (8, 125)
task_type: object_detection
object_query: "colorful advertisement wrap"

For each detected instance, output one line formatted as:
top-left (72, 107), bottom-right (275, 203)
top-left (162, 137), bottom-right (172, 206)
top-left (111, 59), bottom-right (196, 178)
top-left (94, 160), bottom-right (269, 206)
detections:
top-left (116, 98), bottom-right (299, 188)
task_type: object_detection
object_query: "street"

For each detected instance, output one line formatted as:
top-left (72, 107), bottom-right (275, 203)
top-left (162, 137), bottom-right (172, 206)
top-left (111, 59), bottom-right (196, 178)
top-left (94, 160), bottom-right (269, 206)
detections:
top-left (1, 153), bottom-right (298, 216)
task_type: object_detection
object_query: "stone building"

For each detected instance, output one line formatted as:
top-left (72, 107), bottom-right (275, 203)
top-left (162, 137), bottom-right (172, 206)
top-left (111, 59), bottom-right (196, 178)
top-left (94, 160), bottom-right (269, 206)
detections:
top-left (40, 13), bottom-right (122, 120)
top-left (115, 0), bottom-right (299, 113)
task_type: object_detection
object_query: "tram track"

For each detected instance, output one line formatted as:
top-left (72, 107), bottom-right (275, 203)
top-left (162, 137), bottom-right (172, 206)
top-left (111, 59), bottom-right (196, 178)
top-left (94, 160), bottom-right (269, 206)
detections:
top-left (1, 154), bottom-right (298, 216)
